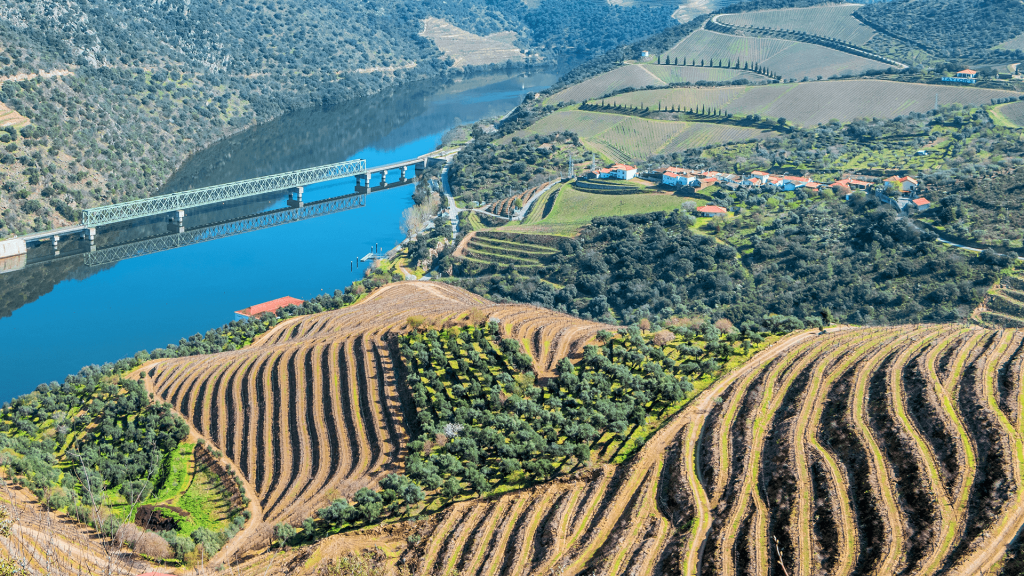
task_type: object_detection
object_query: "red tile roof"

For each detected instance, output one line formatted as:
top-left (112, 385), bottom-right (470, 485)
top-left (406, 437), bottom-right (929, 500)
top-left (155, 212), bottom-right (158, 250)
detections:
top-left (959, 69), bottom-right (977, 75)
top-left (912, 198), bottom-right (930, 206)
top-left (696, 205), bottom-right (727, 213)
top-left (236, 296), bottom-right (305, 317)
top-left (611, 163), bottom-right (636, 171)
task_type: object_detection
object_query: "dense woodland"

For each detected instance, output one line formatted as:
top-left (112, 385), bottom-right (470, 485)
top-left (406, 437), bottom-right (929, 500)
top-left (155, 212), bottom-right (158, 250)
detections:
top-left (454, 201), bottom-right (1005, 326)
top-left (0, 0), bottom-right (674, 236)
top-left (857, 0), bottom-right (1024, 59)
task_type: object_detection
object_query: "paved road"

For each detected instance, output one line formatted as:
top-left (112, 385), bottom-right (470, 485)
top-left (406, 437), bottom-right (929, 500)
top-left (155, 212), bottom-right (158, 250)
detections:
top-left (906, 218), bottom-right (1024, 261)
top-left (511, 180), bottom-right (560, 221)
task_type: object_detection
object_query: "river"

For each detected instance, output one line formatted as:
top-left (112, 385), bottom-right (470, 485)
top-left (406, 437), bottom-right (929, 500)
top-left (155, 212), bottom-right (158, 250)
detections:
top-left (0, 69), bottom-right (561, 401)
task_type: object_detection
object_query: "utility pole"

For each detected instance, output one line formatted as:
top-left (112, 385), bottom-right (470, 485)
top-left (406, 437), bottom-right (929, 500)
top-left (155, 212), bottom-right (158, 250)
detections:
top-left (568, 152), bottom-right (575, 179)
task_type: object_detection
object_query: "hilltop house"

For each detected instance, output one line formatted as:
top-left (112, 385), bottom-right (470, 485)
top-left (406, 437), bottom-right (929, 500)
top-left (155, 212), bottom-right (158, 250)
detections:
top-left (910, 197), bottom-right (931, 212)
top-left (943, 68), bottom-right (977, 84)
top-left (884, 175), bottom-right (918, 192)
top-left (595, 163), bottom-right (637, 180)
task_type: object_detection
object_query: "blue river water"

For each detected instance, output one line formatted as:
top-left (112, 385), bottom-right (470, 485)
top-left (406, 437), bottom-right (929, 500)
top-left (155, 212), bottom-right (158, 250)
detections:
top-left (0, 69), bottom-right (561, 401)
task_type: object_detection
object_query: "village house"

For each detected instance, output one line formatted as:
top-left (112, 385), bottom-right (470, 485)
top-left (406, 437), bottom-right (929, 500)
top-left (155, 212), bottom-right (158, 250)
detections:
top-left (659, 166), bottom-right (699, 187)
top-left (884, 175), bottom-right (918, 192)
top-left (695, 205), bottom-right (728, 217)
top-left (595, 163), bottom-right (637, 180)
top-left (943, 68), bottom-right (977, 84)
top-left (910, 197), bottom-right (931, 212)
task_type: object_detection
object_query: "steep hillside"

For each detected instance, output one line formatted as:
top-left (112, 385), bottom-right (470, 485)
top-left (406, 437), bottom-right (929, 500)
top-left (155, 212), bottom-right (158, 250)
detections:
top-left (0, 0), bottom-right (675, 236)
top-left (145, 281), bottom-right (611, 556)
top-left (215, 324), bottom-right (1024, 575)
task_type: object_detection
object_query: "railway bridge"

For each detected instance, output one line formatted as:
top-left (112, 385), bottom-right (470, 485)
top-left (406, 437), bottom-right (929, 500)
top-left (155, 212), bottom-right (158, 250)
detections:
top-left (5, 152), bottom-right (440, 257)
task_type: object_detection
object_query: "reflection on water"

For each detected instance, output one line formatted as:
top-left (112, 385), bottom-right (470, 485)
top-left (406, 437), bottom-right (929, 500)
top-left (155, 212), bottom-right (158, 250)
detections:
top-left (0, 68), bottom-right (561, 399)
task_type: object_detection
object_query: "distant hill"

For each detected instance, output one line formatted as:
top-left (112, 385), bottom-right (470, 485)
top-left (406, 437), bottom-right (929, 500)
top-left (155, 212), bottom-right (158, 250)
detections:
top-left (856, 0), bottom-right (1024, 59)
top-left (0, 0), bottom-right (676, 237)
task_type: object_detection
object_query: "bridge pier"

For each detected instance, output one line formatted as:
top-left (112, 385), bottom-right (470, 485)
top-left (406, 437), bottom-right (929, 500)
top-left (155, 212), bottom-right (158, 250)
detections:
top-left (82, 228), bottom-right (96, 252)
top-left (380, 170), bottom-right (388, 187)
top-left (169, 210), bottom-right (185, 233)
top-left (51, 235), bottom-right (60, 255)
top-left (288, 186), bottom-right (304, 208)
top-left (400, 166), bottom-right (408, 181)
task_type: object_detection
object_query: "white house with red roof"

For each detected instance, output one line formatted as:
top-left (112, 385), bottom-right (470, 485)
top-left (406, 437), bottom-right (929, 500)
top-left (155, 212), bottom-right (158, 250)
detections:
top-left (884, 175), bottom-right (918, 192)
top-left (661, 167), bottom-right (699, 186)
top-left (944, 69), bottom-right (977, 84)
top-left (910, 197), bottom-right (931, 212)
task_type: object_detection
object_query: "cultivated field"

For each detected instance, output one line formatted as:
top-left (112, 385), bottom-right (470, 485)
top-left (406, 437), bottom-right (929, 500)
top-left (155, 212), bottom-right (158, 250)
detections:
top-left (642, 64), bottom-right (766, 85)
top-left (0, 102), bottom-right (28, 128)
top-left (508, 182), bottom-right (689, 236)
top-left (980, 270), bottom-right (1024, 328)
top-left (229, 324), bottom-right (1024, 575)
top-left (456, 230), bottom-right (560, 268)
top-left (549, 64), bottom-right (667, 104)
top-left (146, 282), bottom-right (609, 555)
top-left (419, 17), bottom-right (525, 69)
top-left (503, 109), bottom-right (778, 163)
top-left (663, 29), bottom-right (879, 80)
top-left (998, 32), bottom-right (1024, 51)
top-left (613, 79), bottom-right (1021, 126)
top-left (718, 4), bottom-right (877, 46)
top-left (992, 100), bottom-right (1024, 129)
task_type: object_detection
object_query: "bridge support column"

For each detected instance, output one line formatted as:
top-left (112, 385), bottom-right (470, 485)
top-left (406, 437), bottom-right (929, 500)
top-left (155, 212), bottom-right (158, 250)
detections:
top-left (400, 166), bottom-right (408, 181)
top-left (288, 186), bottom-right (305, 208)
top-left (83, 228), bottom-right (96, 252)
top-left (364, 173), bottom-right (371, 190)
top-left (170, 210), bottom-right (185, 233)
top-left (51, 235), bottom-right (60, 255)
top-left (380, 170), bottom-right (388, 187)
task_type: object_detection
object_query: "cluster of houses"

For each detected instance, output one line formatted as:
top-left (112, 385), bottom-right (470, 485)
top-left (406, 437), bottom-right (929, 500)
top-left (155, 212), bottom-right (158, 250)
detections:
top-left (652, 166), bottom-right (931, 216)
top-left (584, 162), bottom-right (931, 216)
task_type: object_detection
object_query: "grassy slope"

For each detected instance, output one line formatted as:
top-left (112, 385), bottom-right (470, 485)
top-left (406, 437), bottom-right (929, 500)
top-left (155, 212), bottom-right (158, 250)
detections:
top-left (509, 182), bottom-right (686, 236)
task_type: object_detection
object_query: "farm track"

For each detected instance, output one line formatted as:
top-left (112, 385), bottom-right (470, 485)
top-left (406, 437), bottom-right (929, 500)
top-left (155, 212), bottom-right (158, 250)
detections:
top-left (145, 282), bottom-right (609, 555)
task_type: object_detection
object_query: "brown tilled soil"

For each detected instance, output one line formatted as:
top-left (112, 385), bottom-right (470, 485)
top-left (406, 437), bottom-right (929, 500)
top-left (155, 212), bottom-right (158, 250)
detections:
top-left (905, 353), bottom-right (961, 496)
top-left (809, 455), bottom-right (841, 573)
top-left (821, 362), bottom-right (886, 575)
top-left (944, 349), bottom-right (1017, 570)
top-left (867, 353), bottom-right (937, 574)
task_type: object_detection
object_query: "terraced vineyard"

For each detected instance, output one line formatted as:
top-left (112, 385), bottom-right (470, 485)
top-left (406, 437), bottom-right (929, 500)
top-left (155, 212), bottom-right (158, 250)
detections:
top-left (718, 5), bottom-right (877, 46)
top-left (612, 79), bottom-right (1020, 127)
top-left (980, 270), bottom-right (1024, 327)
top-left (503, 110), bottom-right (779, 163)
top-left (145, 282), bottom-right (608, 553)
top-left (663, 29), bottom-right (878, 81)
top-left (489, 182), bottom-right (554, 218)
top-left (457, 230), bottom-right (560, 269)
top-left (227, 324), bottom-right (1024, 576)
top-left (550, 64), bottom-right (668, 104)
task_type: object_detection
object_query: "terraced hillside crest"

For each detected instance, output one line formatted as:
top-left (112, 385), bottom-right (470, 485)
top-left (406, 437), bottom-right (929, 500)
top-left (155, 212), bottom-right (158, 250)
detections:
top-left (228, 324), bottom-right (1024, 576)
top-left (145, 282), bottom-right (609, 553)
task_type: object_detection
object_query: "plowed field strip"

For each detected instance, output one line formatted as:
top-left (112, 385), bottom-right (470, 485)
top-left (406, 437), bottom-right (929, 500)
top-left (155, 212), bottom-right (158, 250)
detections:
top-left (481, 496), bottom-right (529, 576)
top-left (439, 506), bottom-right (484, 576)
top-left (343, 338), bottom-right (372, 478)
top-left (508, 489), bottom-right (554, 576)
top-left (607, 463), bottom-right (661, 576)
top-left (317, 343), bottom-right (343, 492)
top-left (463, 499), bottom-right (510, 575)
top-left (851, 327), bottom-right (935, 575)
top-left (354, 335), bottom-right (384, 477)
top-left (419, 507), bottom-right (469, 575)
top-left (889, 327), bottom-right (958, 574)
top-left (807, 329), bottom-right (909, 576)
top-left (715, 338), bottom-right (818, 504)
top-left (533, 484), bottom-right (586, 575)
top-left (795, 328), bottom-right (888, 576)
top-left (724, 336), bottom-right (836, 575)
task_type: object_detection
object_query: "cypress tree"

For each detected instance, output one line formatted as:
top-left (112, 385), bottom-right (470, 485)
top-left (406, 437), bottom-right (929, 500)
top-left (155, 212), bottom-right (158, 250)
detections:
top-left (657, 55), bottom-right (661, 65)
top-left (701, 59), bottom-right (704, 66)
top-left (675, 57), bottom-right (679, 66)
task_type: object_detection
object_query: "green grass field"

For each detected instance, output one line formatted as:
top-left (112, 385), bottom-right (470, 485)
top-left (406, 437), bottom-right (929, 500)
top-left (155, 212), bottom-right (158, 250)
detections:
top-left (610, 80), bottom-right (1019, 127)
top-left (508, 182), bottom-right (688, 236)
top-left (717, 5), bottom-right (877, 46)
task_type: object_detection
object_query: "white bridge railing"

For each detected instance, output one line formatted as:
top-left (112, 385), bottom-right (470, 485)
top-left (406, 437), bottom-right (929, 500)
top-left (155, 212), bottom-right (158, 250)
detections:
top-left (84, 193), bottom-right (365, 266)
top-left (82, 159), bottom-right (366, 227)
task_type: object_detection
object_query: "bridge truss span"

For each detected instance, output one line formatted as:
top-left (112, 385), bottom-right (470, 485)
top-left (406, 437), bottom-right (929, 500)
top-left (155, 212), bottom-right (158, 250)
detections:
top-left (82, 159), bottom-right (367, 227)
top-left (85, 193), bottom-right (365, 267)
